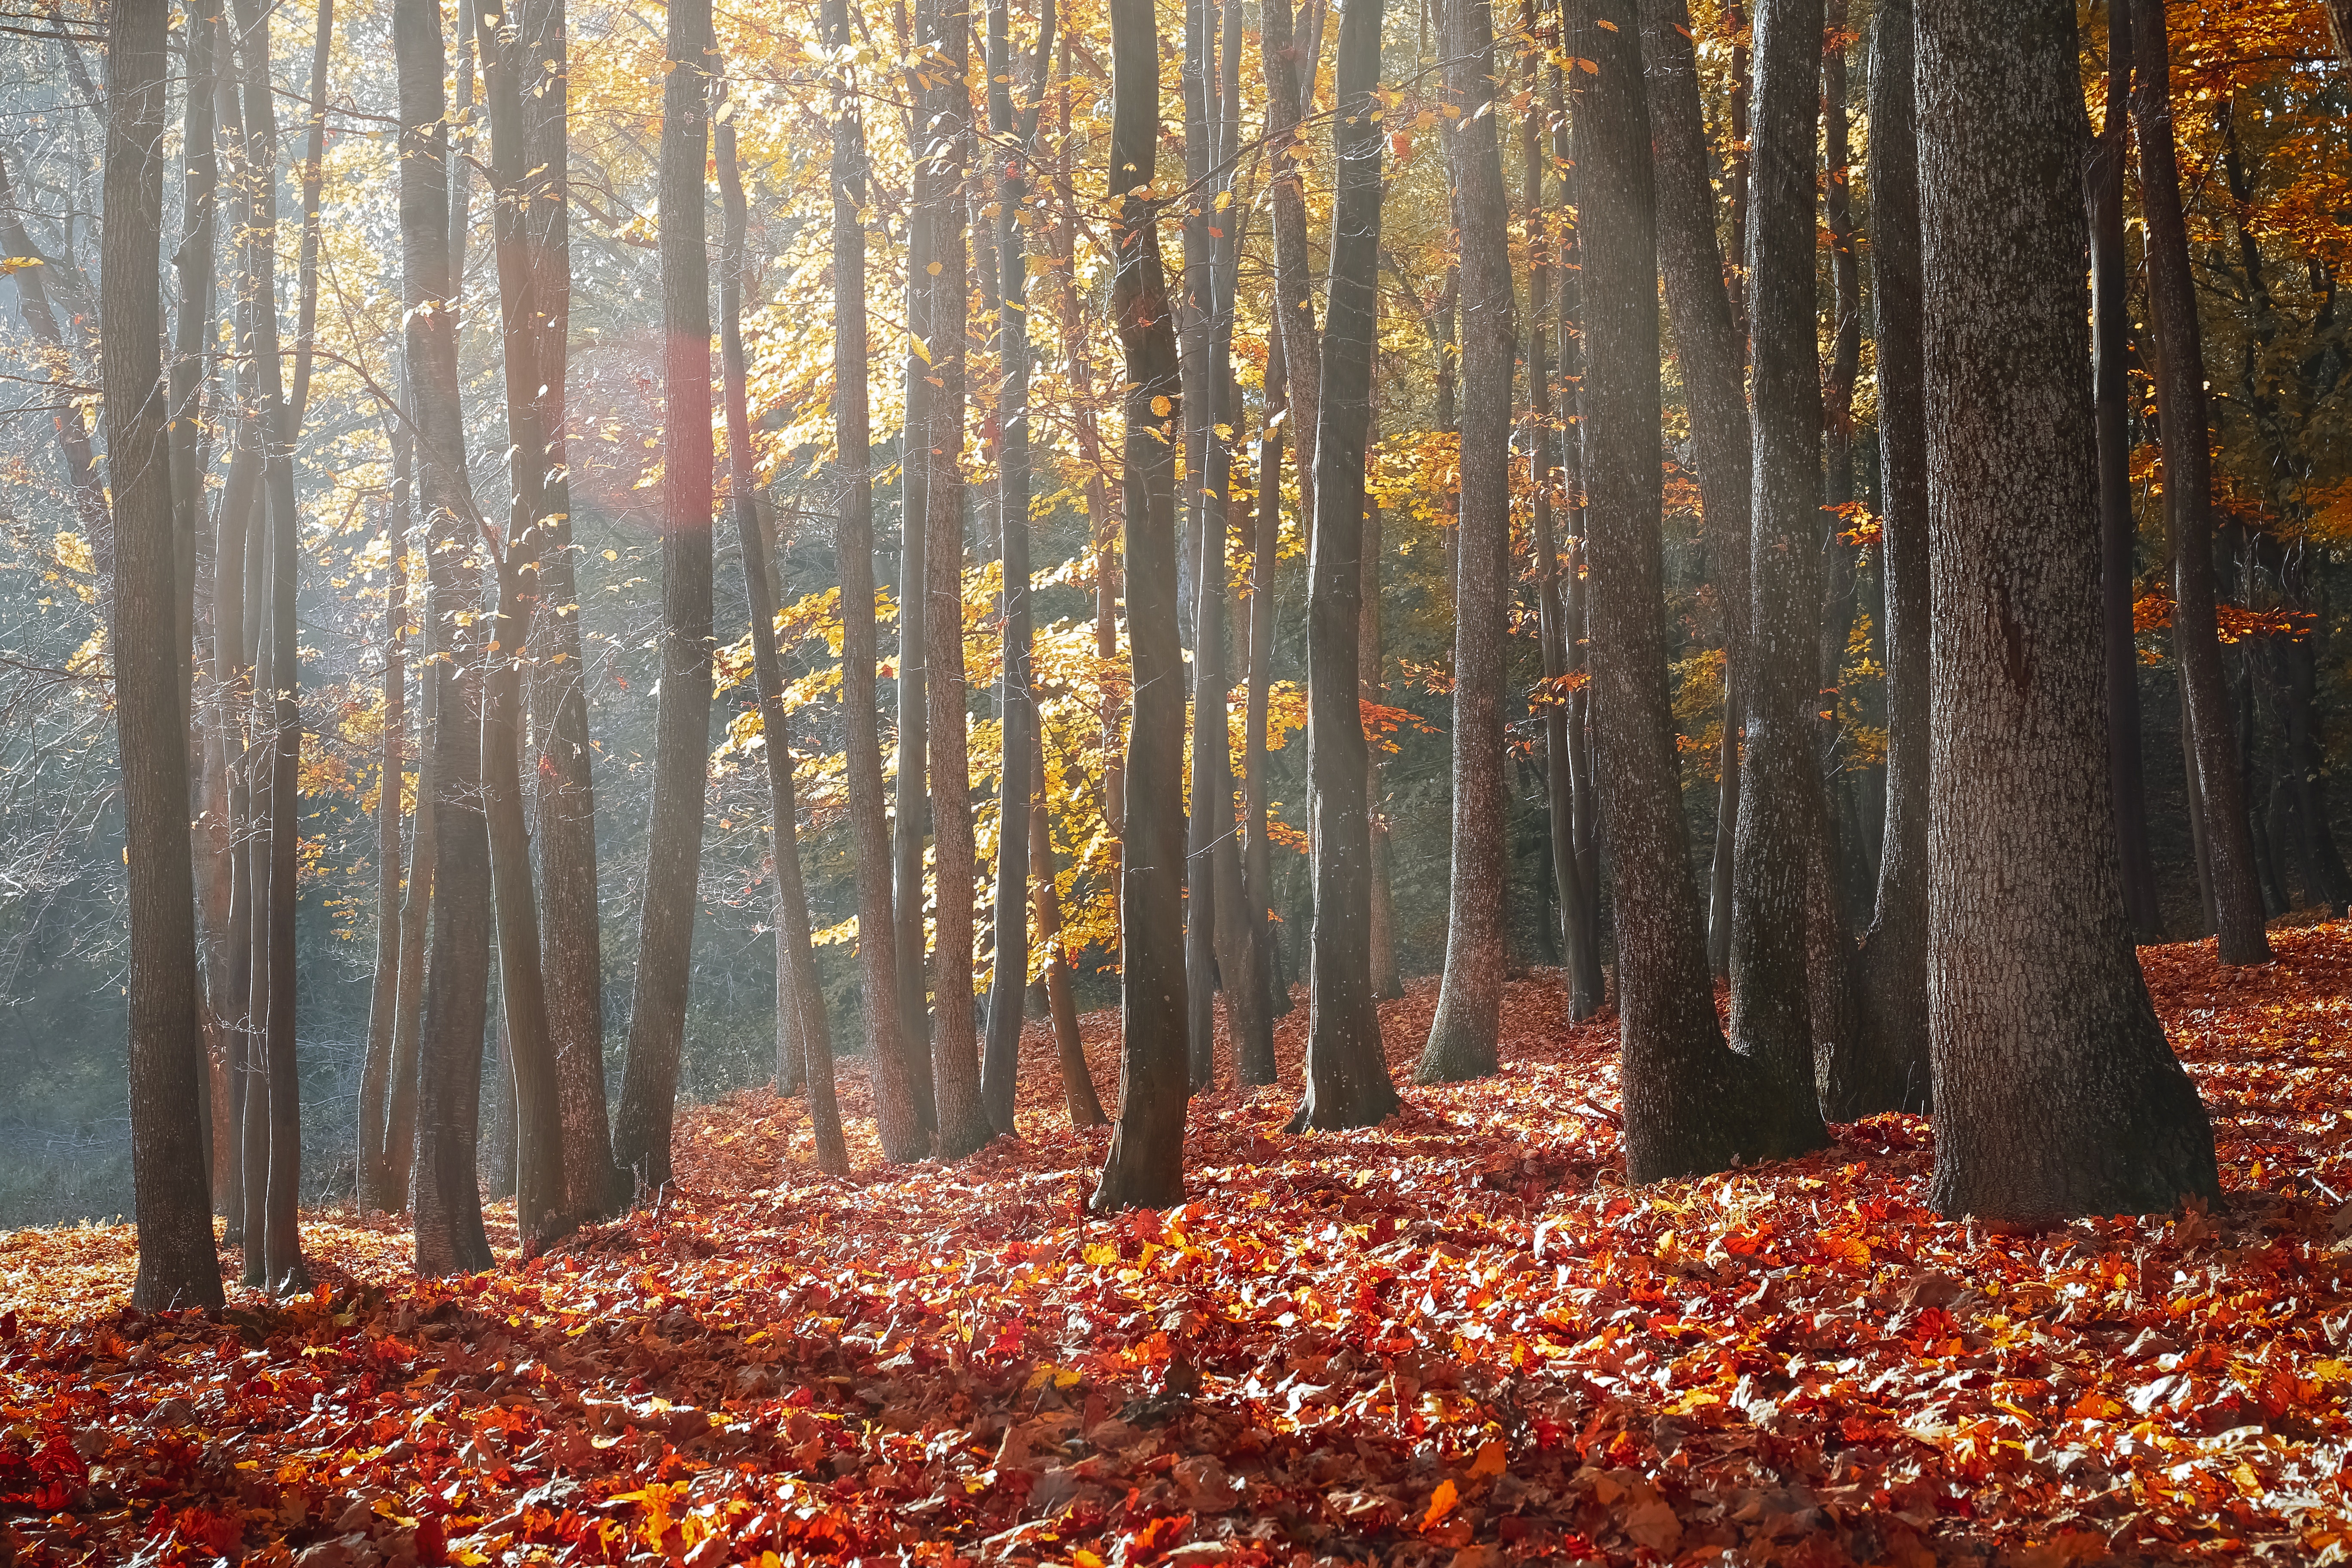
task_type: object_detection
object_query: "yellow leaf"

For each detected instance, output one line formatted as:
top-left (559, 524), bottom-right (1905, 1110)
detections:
top-left (1150, 395), bottom-right (1173, 417)
top-left (1422, 1479), bottom-right (1459, 1530)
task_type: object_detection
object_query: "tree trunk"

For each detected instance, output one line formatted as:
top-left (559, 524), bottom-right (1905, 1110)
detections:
top-left (384, 585), bottom-right (437, 1210)
top-left (106, 0), bottom-right (224, 1312)
top-left (1553, 98), bottom-right (1606, 1009)
top-left (1814, 0), bottom-right (1862, 851)
top-left (1361, 504), bottom-right (1402, 1001)
top-left (475, 0), bottom-right (570, 1247)
top-left (1091, 0), bottom-right (1191, 1209)
top-left (716, 103), bottom-right (848, 1176)
top-left (397, 0), bottom-right (497, 1276)
top-left (1291, 0), bottom-right (1400, 1134)
top-left (827, 0), bottom-right (919, 1164)
top-left (1726, 0), bottom-right (1832, 1155)
top-left (1573, 0), bottom-right (1776, 1182)
top-left (1830, 0), bottom-right (1931, 1120)
top-left (1241, 328), bottom-right (1291, 1048)
top-left (1915, 0), bottom-right (2219, 1221)
top-left (1033, 726), bottom-right (1107, 1126)
top-left (2090, 0), bottom-right (2164, 943)
top-left (1262, 0), bottom-right (1323, 522)
top-left (923, 29), bottom-right (992, 1163)
top-left (1212, 473), bottom-right (1277, 1077)
top-left (1180, 0), bottom-right (1219, 1089)
top-left (612, 0), bottom-right (720, 1196)
top-left (2131, 0), bottom-right (2269, 966)
top-left (983, 0), bottom-right (1057, 1133)
top-left (521, 0), bottom-right (622, 1221)
top-left (1418, 0), bottom-right (1510, 1082)
top-left (358, 439), bottom-right (410, 1214)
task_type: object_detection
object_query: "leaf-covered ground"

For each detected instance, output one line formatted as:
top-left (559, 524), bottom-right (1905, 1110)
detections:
top-left (8, 922), bottom-right (2352, 1568)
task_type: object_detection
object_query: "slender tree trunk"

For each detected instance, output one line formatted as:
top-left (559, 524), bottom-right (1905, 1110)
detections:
top-left (1572, 0), bottom-right (1776, 1182)
top-left (1828, 0), bottom-right (1930, 1119)
top-left (612, 0), bottom-right (720, 1195)
top-left (1360, 504), bottom-right (1403, 1001)
top-left (715, 104), bottom-right (848, 1176)
top-left (983, 0), bottom-right (1057, 1133)
top-left (2130, 0), bottom-right (2269, 966)
top-left (1722, 1), bottom-right (1752, 339)
top-left (107, 0), bottom-right (224, 1311)
top-left (1291, 0), bottom-right (1400, 1133)
top-left (923, 21), bottom-right (992, 1162)
top-left (475, 0), bottom-right (570, 1247)
top-left (1554, 102), bottom-right (1605, 1007)
top-left (1180, 0), bottom-right (1219, 1088)
top-left (521, 0), bottom-right (621, 1220)
top-left (1419, 0), bottom-right (1510, 1083)
top-left (397, 0), bottom-right (497, 1276)
top-left (384, 582), bottom-right (436, 1210)
top-left (1033, 725), bottom-right (1107, 1125)
top-left (1915, 0), bottom-right (2218, 1221)
top-left (358, 442), bottom-right (410, 1213)
top-left (1242, 328), bottom-right (1290, 1046)
top-left (1725, 0), bottom-right (1832, 1154)
top-left (1091, 0), bottom-right (1191, 1209)
top-left (827, 0), bottom-right (918, 1164)
top-left (1814, 0), bottom-right (1862, 847)
top-left (1262, 0), bottom-right (1323, 522)
top-left (1211, 465), bottom-right (1277, 1076)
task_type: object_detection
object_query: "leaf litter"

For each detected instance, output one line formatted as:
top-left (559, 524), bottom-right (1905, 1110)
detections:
top-left (7, 922), bottom-right (2352, 1566)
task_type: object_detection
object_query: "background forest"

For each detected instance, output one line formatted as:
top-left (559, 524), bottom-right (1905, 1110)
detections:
top-left (0, 0), bottom-right (2346, 1228)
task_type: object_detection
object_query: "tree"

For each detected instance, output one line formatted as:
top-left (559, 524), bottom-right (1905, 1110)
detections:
top-left (1726, 0), bottom-right (1831, 1155)
top-left (1914, 0), bottom-right (2220, 1222)
top-left (1262, 0), bottom-right (1323, 523)
top-left (1417, 0), bottom-right (1510, 1084)
top-left (105, 0), bottom-right (223, 1311)
top-left (1091, 0), bottom-right (1191, 1211)
top-left (1292, 0), bottom-right (1400, 1133)
top-left (1571, 0), bottom-right (1782, 1183)
top-left (358, 435), bottom-right (409, 1214)
top-left (612, 0), bottom-right (720, 1196)
top-left (1828, 0), bottom-right (1930, 1120)
top-left (827, 0), bottom-right (921, 1165)
top-left (2131, 0), bottom-right (2271, 968)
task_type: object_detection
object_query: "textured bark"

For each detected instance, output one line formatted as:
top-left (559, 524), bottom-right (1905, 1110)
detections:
top-left (983, 0), bottom-right (1057, 1133)
top-left (827, 0), bottom-right (918, 1165)
top-left (1180, 0), bottom-right (1220, 1089)
top-left (2089, 1), bottom-right (2162, 943)
top-left (1033, 727), bottom-right (1107, 1127)
top-left (1291, 0), bottom-right (1400, 1134)
top-left (107, 0), bottom-right (224, 1311)
top-left (923, 32), bottom-right (991, 1163)
top-left (1725, 0), bottom-right (1832, 1155)
top-left (358, 450), bottom-right (409, 1214)
top-left (1551, 105), bottom-right (1605, 1010)
top-left (1915, 0), bottom-right (2219, 1221)
top-left (2130, 0), bottom-right (2269, 967)
top-left (521, 0), bottom-right (621, 1221)
top-left (1361, 505), bottom-right (1402, 1001)
top-left (476, 0), bottom-right (570, 1247)
top-left (612, 0), bottom-right (720, 1196)
top-left (168, 3), bottom-right (219, 748)
top-left (1092, 0), bottom-right (1191, 1210)
top-left (1418, 0), bottom-right (1510, 1083)
top-left (397, 0), bottom-right (496, 1277)
top-left (1829, 0), bottom-right (1930, 1120)
top-left (716, 109), bottom-right (847, 1176)
top-left (1573, 0), bottom-right (1775, 1183)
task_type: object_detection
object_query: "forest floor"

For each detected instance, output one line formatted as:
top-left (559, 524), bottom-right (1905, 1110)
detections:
top-left (7, 923), bottom-right (2352, 1567)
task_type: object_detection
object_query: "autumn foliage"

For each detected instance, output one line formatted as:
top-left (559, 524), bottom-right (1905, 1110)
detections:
top-left (4, 921), bottom-right (2350, 1565)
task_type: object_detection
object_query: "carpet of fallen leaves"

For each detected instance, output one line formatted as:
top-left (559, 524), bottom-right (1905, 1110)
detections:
top-left (8, 922), bottom-right (2352, 1568)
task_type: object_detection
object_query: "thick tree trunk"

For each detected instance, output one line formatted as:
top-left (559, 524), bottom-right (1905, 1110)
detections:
top-left (1291, 0), bottom-right (1400, 1133)
top-left (358, 442), bottom-right (409, 1214)
top-left (520, 0), bottom-right (621, 1220)
top-left (397, 0), bottom-right (497, 1277)
top-left (1829, 0), bottom-right (1931, 1120)
top-left (827, 0), bottom-right (918, 1164)
top-left (2131, 0), bottom-right (2269, 967)
top-left (2091, 0), bottom-right (2164, 943)
top-left (1915, 0), bottom-right (2219, 1221)
top-left (1725, 0), bottom-right (1832, 1155)
top-left (715, 106), bottom-right (847, 1176)
top-left (107, 0), bottom-right (224, 1311)
top-left (1092, 0), bottom-right (1191, 1209)
top-left (612, 0), bottom-right (720, 1196)
top-left (1574, 0), bottom-right (1776, 1182)
top-left (1418, 0), bottom-right (1510, 1083)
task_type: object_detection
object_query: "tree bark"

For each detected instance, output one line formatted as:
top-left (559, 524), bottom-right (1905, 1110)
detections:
top-left (1211, 468), bottom-right (1277, 1076)
top-left (384, 575), bottom-right (437, 1210)
top-left (397, 0), bottom-right (497, 1276)
top-left (1915, 0), bottom-right (2219, 1222)
top-left (1725, 0), bottom-right (1832, 1154)
top-left (107, 0), bottom-right (224, 1312)
top-left (1241, 327), bottom-right (1291, 1050)
top-left (1262, 0), bottom-right (1323, 523)
top-left (2130, 0), bottom-right (2270, 966)
top-left (1180, 0), bottom-right (1219, 1089)
top-left (1361, 503), bottom-right (1403, 1001)
top-left (827, 0), bottom-right (918, 1165)
top-left (612, 0), bottom-right (720, 1196)
top-left (715, 102), bottom-right (847, 1176)
top-left (1814, 0), bottom-right (1862, 849)
top-left (358, 438), bottom-right (410, 1214)
top-left (1418, 0), bottom-right (1511, 1082)
top-left (1092, 0), bottom-right (1191, 1209)
top-left (1291, 0), bottom-right (1400, 1133)
top-left (1828, 0), bottom-right (1930, 1120)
